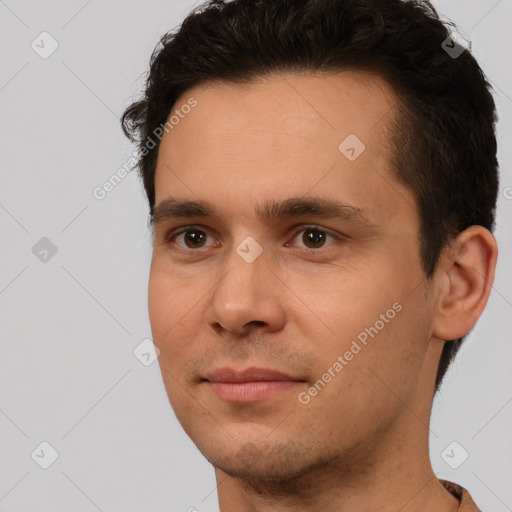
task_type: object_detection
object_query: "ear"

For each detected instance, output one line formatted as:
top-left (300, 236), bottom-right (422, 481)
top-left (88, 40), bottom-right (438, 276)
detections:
top-left (432, 225), bottom-right (498, 341)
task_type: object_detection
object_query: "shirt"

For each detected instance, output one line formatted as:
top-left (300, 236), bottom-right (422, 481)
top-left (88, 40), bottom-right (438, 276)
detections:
top-left (440, 479), bottom-right (482, 512)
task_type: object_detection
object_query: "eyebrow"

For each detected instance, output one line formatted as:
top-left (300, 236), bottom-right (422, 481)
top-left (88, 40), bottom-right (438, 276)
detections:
top-left (152, 196), bottom-right (375, 227)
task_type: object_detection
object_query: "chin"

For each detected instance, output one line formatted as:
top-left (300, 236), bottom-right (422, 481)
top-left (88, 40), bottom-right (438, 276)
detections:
top-left (200, 435), bottom-right (335, 486)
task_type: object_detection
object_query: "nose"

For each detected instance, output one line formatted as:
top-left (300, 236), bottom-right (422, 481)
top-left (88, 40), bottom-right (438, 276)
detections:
top-left (204, 242), bottom-right (287, 337)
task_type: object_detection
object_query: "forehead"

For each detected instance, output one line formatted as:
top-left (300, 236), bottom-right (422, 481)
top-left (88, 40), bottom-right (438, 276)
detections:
top-left (153, 70), bottom-right (416, 229)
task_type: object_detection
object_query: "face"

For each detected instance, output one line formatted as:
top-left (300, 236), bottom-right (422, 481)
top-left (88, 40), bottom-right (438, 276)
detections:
top-left (148, 70), bottom-right (440, 482)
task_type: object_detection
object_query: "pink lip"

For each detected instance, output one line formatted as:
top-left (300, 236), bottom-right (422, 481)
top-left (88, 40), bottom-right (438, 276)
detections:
top-left (203, 367), bottom-right (304, 402)
top-left (205, 366), bottom-right (299, 383)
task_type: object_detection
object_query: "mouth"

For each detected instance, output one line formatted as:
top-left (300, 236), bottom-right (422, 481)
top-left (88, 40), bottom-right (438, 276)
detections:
top-left (202, 366), bottom-right (306, 402)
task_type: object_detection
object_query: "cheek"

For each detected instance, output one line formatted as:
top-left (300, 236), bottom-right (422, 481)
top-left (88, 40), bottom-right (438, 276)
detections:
top-left (297, 257), bottom-right (429, 381)
top-left (288, 263), bottom-right (397, 334)
top-left (301, 299), bottom-right (430, 439)
top-left (148, 262), bottom-right (210, 372)
top-left (148, 266), bottom-right (171, 340)
top-left (148, 266), bottom-right (201, 411)
top-left (149, 258), bottom-right (195, 330)
top-left (148, 264), bottom-right (190, 354)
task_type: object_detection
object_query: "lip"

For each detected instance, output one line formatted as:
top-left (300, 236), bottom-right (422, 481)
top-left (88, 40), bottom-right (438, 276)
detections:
top-left (203, 366), bottom-right (304, 402)
top-left (205, 366), bottom-right (300, 383)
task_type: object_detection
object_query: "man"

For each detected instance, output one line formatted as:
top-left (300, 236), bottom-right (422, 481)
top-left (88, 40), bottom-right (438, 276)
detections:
top-left (121, 0), bottom-right (499, 510)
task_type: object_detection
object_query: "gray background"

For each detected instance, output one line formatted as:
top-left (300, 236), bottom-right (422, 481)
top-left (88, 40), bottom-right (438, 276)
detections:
top-left (0, 0), bottom-right (511, 510)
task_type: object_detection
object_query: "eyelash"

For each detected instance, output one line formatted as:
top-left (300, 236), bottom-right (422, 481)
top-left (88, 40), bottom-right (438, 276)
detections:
top-left (164, 225), bottom-right (344, 252)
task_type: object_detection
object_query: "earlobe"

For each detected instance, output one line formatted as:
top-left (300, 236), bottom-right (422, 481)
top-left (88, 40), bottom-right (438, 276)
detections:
top-left (432, 226), bottom-right (498, 341)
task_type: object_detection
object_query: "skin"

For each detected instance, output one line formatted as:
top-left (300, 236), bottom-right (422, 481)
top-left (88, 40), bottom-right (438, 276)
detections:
top-left (148, 70), bottom-right (497, 511)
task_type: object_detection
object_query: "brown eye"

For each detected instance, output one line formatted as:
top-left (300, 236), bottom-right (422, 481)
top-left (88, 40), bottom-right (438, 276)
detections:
top-left (287, 226), bottom-right (343, 250)
top-left (166, 227), bottom-right (216, 250)
top-left (182, 230), bottom-right (207, 248)
top-left (302, 229), bottom-right (327, 248)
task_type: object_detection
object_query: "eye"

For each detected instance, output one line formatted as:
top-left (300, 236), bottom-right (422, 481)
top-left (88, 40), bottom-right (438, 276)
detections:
top-left (287, 226), bottom-right (344, 250)
top-left (164, 225), bottom-right (344, 252)
top-left (166, 227), bottom-right (218, 250)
